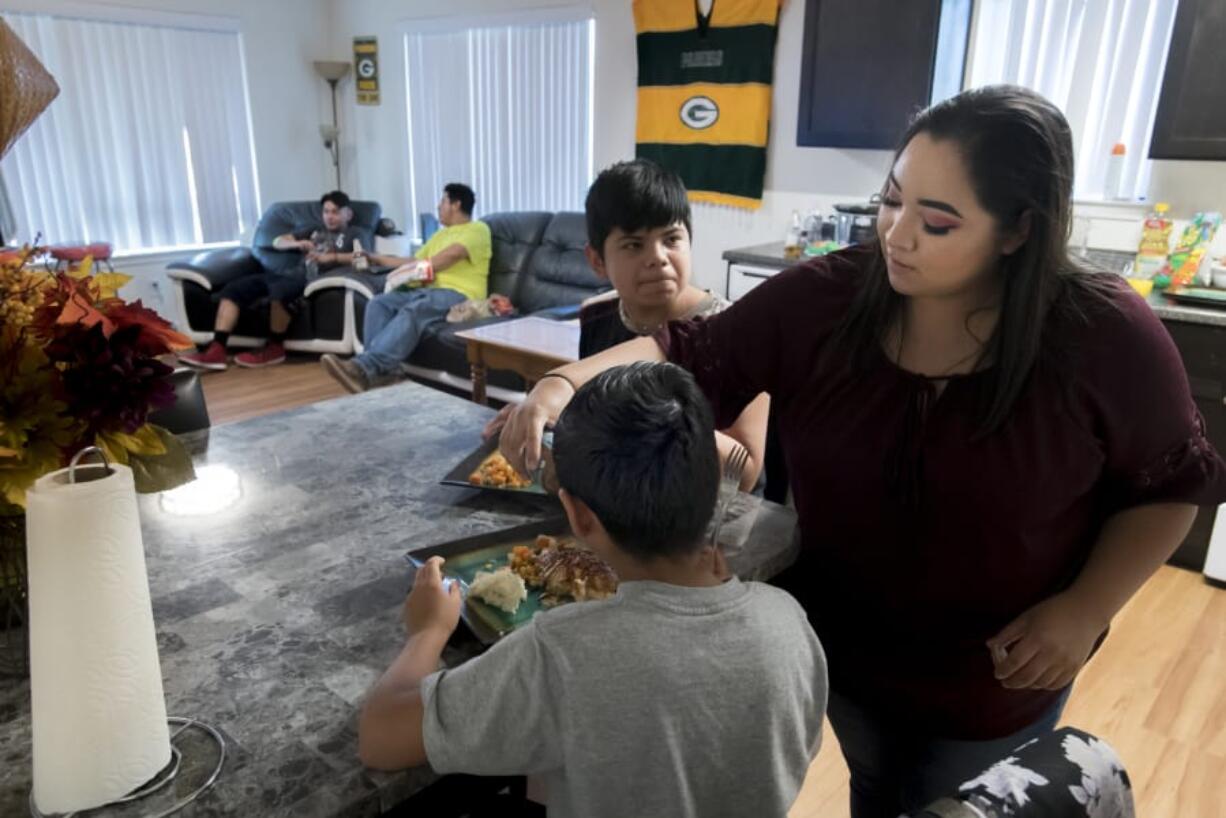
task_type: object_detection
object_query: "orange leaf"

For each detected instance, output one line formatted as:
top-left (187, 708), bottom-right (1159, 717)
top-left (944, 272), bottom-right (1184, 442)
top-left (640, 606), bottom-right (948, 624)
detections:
top-left (105, 300), bottom-right (193, 353)
top-left (57, 291), bottom-right (114, 336)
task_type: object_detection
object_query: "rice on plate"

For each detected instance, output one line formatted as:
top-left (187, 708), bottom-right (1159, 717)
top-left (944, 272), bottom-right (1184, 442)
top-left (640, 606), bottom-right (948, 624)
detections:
top-left (468, 567), bottom-right (528, 614)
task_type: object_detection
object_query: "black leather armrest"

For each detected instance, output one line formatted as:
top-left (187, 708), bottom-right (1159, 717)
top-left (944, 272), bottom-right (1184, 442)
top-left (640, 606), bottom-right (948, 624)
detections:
top-left (166, 247), bottom-right (259, 291)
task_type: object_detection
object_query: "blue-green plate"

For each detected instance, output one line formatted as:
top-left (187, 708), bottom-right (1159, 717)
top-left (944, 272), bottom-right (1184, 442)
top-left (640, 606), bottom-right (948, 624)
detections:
top-left (407, 517), bottom-right (572, 644)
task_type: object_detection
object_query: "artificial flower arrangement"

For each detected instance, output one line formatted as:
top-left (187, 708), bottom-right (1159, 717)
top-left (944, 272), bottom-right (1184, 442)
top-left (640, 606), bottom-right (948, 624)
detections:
top-left (0, 247), bottom-right (196, 516)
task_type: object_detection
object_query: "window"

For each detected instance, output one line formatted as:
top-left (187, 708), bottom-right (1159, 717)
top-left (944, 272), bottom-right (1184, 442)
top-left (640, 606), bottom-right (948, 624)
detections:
top-left (1, 11), bottom-right (260, 253)
top-left (965, 0), bottom-right (1180, 201)
top-left (403, 12), bottom-right (594, 234)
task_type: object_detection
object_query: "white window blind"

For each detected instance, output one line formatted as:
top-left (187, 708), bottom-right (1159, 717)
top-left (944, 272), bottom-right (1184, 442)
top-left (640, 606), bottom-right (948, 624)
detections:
top-left (404, 14), bottom-right (594, 233)
top-left (0, 12), bottom-right (260, 253)
top-left (965, 0), bottom-right (1180, 202)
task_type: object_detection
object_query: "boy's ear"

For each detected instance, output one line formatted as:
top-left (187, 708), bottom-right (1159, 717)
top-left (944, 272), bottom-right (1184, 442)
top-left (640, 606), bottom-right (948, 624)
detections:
top-left (558, 489), bottom-right (597, 539)
top-left (584, 244), bottom-right (609, 280)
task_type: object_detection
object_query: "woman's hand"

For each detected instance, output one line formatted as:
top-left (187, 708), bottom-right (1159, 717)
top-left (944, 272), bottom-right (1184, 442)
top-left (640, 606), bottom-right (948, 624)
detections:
top-left (482, 404), bottom-right (516, 441)
top-left (499, 378), bottom-right (575, 476)
top-left (986, 590), bottom-right (1108, 690)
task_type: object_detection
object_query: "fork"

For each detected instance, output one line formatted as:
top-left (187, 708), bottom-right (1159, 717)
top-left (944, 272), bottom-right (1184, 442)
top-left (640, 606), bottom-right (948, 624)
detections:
top-left (710, 444), bottom-right (749, 548)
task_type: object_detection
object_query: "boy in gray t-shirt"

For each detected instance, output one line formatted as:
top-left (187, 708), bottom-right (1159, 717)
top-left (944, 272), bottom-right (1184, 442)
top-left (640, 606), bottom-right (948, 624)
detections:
top-left (359, 363), bottom-right (827, 818)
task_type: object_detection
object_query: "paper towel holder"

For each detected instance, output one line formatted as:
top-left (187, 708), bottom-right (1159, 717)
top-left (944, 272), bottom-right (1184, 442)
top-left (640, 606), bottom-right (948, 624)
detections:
top-left (67, 446), bottom-right (112, 484)
top-left (29, 716), bottom-right (226, 818)
top-left (30, 450), bottom-right (228, 816)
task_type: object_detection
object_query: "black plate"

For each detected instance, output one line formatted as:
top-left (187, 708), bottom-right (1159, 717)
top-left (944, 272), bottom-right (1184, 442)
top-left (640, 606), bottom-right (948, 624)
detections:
top-left (440, 435), bottom-right (547, 495)
top-left (1164, 287), bottom-right (1226, 310)
top-left (406, 517), bottom-right (573, 644)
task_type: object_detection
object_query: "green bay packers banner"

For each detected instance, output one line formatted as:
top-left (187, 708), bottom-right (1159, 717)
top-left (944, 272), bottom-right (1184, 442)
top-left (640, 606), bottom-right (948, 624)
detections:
top-left (353, 37), bottom-right (379, 105)
top-left (634, 0), bottom-right (781, 209)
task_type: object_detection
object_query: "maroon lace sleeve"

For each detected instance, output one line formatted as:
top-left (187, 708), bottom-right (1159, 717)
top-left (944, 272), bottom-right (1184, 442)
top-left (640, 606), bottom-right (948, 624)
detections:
top-left (1078, 282), bottom-right (1226, 509)
top-left (1118, 413), bottom-right (1225, 507)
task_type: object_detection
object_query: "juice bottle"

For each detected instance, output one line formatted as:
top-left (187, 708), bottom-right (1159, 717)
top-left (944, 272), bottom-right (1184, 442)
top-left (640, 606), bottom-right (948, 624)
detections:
top-left (1134, 202), bottom-right (1172, 280)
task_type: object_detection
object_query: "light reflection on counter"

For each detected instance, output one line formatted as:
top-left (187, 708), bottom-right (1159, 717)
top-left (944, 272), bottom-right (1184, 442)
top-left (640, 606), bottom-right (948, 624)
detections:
top-left (158, 465), bottom-right (242, 516)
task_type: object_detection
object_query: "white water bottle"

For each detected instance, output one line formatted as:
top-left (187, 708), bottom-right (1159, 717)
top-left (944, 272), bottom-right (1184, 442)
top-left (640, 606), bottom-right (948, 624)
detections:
top-left (1103, 143), bottom-right (1126, 201)
top-left (352, 238), bottom-right (369, 272)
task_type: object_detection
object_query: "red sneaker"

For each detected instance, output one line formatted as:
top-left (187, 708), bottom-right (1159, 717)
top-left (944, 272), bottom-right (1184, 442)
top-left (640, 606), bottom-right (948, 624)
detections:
top-left (234, 342), bottom-right (287, 368)
top-left (179, 341), bottom-right (228, 370)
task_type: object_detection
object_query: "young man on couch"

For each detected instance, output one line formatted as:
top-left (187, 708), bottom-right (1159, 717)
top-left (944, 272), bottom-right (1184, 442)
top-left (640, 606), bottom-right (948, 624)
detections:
top-left (321, 183), bottom-right (491, 393)
top-left (180, 190), bottom-right (361, 370)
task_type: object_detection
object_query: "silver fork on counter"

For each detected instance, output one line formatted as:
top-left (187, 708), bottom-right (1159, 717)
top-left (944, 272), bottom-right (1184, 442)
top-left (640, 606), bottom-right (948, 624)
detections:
top-left (710, 444), bottom-right (749, 548)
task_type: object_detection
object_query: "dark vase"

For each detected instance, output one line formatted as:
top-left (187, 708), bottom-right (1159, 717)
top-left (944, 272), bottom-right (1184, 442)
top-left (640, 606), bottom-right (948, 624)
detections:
top-left (0, 515), bottom-right (28, 676)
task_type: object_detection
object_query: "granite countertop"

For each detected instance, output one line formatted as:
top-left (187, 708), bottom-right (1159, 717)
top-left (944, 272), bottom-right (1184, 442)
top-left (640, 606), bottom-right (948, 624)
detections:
top-left (722, 241), bottom-right (795, 270)
top-left (722, 243), bottom-right (1226, 327)
top-left (0, 382), bottom-right (798, 817)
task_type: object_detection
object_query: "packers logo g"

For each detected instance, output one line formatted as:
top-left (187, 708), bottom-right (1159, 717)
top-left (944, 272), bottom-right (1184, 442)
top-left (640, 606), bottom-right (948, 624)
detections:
top-left (680, 96), bottom-right (719, 130)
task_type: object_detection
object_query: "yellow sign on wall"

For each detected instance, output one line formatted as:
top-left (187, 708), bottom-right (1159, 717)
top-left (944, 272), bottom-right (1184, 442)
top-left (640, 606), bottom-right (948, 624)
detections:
top-left (353, 37), bottom-right (379, 105)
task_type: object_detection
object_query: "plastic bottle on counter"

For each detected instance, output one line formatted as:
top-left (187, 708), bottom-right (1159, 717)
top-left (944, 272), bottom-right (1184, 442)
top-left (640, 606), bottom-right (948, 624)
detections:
top-left (802, 210), bottom-right (822, 250)
top-left (1103, 143), bottom-right (1127, 201)
top-left (783, 211), bottom-right (803, 260)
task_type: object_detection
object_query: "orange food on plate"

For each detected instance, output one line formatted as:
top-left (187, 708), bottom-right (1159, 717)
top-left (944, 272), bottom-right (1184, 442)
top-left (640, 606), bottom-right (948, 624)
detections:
top-left (468, 451), bottom-right (534, 489)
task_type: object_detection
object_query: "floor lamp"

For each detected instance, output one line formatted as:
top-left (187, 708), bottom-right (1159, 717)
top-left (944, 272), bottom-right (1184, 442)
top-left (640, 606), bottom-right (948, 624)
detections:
top-left (314, 60), bottom-right (350, 191)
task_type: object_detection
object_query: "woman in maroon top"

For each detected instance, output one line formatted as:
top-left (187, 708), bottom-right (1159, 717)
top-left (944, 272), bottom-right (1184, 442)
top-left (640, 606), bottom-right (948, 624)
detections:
top-left (500, 86), bottom-right (1226, 816)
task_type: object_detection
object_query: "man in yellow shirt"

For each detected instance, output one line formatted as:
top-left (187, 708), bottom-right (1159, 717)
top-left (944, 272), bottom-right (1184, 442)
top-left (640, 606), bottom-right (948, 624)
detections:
top-left (322, 183), bottom-right (491, 392)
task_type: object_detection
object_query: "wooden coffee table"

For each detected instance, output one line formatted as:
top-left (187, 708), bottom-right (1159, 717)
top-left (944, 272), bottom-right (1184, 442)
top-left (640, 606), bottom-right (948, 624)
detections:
top-left (454, 316), bottom-right (580, 404)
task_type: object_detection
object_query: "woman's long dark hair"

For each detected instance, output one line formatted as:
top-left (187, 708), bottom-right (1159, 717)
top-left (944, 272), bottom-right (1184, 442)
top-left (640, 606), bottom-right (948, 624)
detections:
top-left (831, 85), bottom-right (1116, 436)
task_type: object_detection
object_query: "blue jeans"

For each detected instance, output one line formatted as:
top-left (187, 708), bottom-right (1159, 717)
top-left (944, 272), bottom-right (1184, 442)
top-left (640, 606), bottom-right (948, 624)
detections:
top-left (355, 287), bottom-right (466, 377)
top-left (827, 687), bottom-right (1071, 818)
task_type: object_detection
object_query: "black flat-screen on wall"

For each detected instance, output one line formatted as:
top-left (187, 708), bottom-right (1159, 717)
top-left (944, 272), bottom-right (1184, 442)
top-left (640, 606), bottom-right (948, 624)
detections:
top-left (797, 0), bottom-right (944, 150)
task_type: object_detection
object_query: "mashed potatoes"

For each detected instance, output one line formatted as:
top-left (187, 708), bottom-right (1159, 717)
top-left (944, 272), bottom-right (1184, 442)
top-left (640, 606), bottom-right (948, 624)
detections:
top-left (468, 567), bottom-right (528, 614)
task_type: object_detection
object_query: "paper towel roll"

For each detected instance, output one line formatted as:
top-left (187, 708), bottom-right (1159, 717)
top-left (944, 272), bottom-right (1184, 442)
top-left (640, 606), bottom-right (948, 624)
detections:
top-left (26, 463), bottom-right (171, 813)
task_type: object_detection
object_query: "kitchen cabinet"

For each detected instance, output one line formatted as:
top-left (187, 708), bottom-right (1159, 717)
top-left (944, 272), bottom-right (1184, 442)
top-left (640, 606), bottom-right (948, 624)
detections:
top-left (728, 263), bottom-right (781, 301)
top-left (1149, 0), bottom-right (1226, 161)
top-left (1159, 320), bottom-right (1226, 571)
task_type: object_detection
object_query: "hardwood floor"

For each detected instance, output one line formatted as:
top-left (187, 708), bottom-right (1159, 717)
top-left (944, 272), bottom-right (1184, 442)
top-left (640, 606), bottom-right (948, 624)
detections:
top-left (194, 360), bottom-right (1226, 818)
top-left (197, 353), bottom-right (349, 426)
top-left (789, 564), bottom-right (1226, 818)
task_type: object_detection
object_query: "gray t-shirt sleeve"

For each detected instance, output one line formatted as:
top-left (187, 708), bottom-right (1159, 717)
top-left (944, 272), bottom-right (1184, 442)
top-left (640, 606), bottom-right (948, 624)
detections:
top-left (338, 226), bottom-right (363, 252)
top-left (420, 623), bottom-right (562, 776)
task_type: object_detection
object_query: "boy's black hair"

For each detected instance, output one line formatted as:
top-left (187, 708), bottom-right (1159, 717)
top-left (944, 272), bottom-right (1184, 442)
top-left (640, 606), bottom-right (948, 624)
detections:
top-left (443, 183), bottom-right (476, 216)
top-left (552, 362), bottom-right (718, 559)
top-left (584, 160), bottom-right (692, 258)
top-left (320, 190), bottom-right (351, 209)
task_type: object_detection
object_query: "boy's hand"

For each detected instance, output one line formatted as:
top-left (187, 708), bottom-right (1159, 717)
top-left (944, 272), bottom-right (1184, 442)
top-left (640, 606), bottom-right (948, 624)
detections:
top-left (297, 239), bottom-right (315, 253)
top-left (986, 590), bottom-right (1106, 690)
top-left (405, 557), bottom-right (462, 639)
